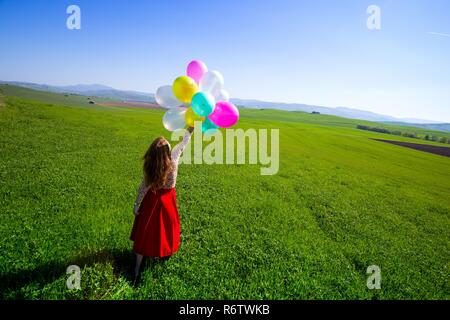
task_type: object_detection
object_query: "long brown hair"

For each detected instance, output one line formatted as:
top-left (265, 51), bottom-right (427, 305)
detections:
top-left (143, 137), bottom-right (172, 191)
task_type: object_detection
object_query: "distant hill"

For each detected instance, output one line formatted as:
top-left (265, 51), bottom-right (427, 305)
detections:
top-left (0, 81), bottom-right (155, 103)
top-left (230, 98), bottom-right (442, 124)
top-left (381, 121), bottom-right (450, 133)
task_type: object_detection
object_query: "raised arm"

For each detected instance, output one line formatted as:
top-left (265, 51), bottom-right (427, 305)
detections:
top-left (171, 127), bottom-right (193, 163)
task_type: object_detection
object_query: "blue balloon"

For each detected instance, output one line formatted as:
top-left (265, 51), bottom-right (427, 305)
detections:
top-left (191, 92), bottom-right (215, 117)
top-left (201, 118), bottom-right (219, 134)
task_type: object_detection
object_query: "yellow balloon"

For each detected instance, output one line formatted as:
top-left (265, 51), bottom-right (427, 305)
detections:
top-left (172, 76), bottom-right (198, 103)
top-left (185, 107), bottom-right (205, 127)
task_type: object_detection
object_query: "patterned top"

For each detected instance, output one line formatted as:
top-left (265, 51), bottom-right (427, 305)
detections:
top-left (134, 130), bottom-right (192, 213)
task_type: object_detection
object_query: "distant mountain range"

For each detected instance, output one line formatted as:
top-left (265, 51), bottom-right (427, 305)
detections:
top-left (1, 80), bottom-right (449, 131)
top-left (230, 98), bottom-right (444, 125)
top-left (0, 81), bottom-right (155, 103)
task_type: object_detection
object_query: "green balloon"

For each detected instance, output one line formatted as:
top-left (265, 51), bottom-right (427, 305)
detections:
top-left (201, 118), bottom-right (219, 134)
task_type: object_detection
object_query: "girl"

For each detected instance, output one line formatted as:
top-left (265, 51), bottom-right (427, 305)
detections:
top-left (130, 127), bottom-right (193, 282)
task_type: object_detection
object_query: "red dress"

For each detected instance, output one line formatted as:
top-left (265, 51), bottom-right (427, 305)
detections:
top-left (130, 188), bottom-right (180, 258)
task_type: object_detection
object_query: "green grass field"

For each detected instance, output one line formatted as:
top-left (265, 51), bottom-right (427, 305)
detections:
top-left (0, 85), bottom-right (449, 299)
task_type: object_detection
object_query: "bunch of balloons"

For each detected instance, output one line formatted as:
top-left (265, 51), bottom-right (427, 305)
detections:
top-left (156, 60), bottom-right (239, 134)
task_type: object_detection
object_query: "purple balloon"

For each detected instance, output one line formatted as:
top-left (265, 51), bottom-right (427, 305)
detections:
top-left (187, 60), bottom-right (208, 84)
top-left (208, 101), bottom-right (239, 128)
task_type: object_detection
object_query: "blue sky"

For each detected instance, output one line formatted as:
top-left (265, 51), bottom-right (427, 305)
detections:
top-left (0, 0), bottom-right (449, 121)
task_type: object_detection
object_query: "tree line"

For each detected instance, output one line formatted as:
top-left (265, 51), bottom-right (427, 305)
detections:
top-left (356, 125), bottom-right (450, 144)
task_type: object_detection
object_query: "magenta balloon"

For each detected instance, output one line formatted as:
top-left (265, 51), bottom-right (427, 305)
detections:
top-left (187, 60), bottom-right (208, 84)
top-left (208, 101), bottom-right (239, 128)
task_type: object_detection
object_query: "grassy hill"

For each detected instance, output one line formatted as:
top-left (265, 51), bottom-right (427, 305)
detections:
top-left (0, 84), bottom-right (116, 109)
top-left (382, 121), bottom-right (450, 133)
top-left (240, 109), bottom-right (450, 144)
top-left (0, 85), bottom-right (449, 299)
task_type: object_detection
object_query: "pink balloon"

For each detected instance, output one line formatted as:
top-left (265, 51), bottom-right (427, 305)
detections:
top-left (187, 60), bottom-right (208, 84)
top-left (208, 101), bottom-right (239, 128)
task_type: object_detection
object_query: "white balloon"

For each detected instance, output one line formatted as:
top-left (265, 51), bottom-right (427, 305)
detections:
top-left (155, 85), bottom-right (181, 108)
top-left (199, 70), bottom-right (224, 97)
top-left (162, 107), bottom-right (187, 131)
top-left (215, 89), bottom-right (230, 102)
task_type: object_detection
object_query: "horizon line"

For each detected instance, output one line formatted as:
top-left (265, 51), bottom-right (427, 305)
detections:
top-left (0, 79), bottom-right (448, 124)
